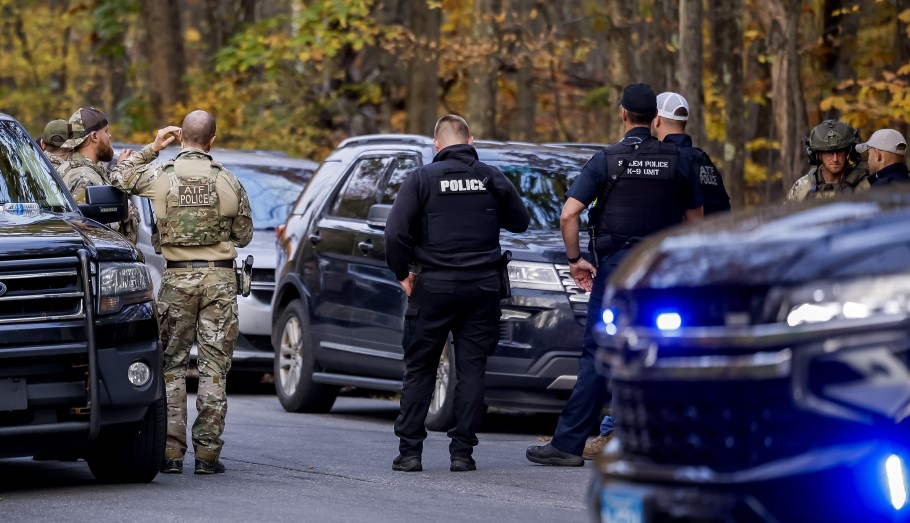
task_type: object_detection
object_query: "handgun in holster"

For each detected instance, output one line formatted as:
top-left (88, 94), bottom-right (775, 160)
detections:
top-left (236, 255), bottom-right (254, 297)
top-left (497, 250), bottom-right (512, 299)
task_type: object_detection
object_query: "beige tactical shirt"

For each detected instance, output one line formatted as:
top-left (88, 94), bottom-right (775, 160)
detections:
top-left (108, 145), bottom-right (253, 262)
top-left (786, 165), bottom-right (871, 202)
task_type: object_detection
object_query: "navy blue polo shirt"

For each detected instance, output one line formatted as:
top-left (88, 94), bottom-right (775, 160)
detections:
top-left (567, 127), bottom-right (703, 210)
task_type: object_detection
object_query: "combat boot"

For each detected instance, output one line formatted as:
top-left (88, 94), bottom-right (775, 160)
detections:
top-left (161, 459), bottom-right (183, 474)
top-left (582, 433), bottom-right (613, 460)
top-left (194, 458), bottom-right (226, 475)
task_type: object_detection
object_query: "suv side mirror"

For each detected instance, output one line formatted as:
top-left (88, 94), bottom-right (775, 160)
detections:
top-left (79, 185), bottom-right (128, 223)
top-left (367, 204), bottom-right (393, 229)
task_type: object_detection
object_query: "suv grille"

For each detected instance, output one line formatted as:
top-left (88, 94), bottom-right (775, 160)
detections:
top-left (613, 378), bottom-right (839, 472)
top-left (0, 257), bottom-right (85, 325)
top-left (555, 264), bottom-right (589, 323)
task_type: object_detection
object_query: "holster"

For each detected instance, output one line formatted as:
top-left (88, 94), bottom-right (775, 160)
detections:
top-left (235, 255), bottom-right (254, 297)
top-left (497, 250), bottom-right (512, 299)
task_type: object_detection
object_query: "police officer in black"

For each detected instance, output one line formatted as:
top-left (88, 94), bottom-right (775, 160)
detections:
top-left (526, 83), bottom-right (703, 466)
top-left (385, 114), bottom-right (530, 472)
top-left (652, 91), bottom-right (731, 214)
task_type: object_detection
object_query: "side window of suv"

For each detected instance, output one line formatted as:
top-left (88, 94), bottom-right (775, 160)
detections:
top-left (380, 155), bottom-right (421, 205)
top-left (330, 156), bottom-right (392, 220)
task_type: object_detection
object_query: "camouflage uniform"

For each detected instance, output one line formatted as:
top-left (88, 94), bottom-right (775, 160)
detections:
top-left (786, 165), bottom-right (871, 202)
top-left (45, 149), bottom-right (70, 170)
top-left (59, 152), bottom-right (140, 244)
top-left (109, 144), bottom-right (253, 464)
top-left (41, 119), bottom-right (70, 170)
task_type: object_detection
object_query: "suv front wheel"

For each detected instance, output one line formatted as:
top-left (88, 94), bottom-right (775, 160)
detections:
top-left (273, 299), bottom-right (339, 413)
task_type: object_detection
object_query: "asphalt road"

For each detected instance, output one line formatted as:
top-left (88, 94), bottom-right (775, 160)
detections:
top-left (0, 389), bottom-right (593, 523)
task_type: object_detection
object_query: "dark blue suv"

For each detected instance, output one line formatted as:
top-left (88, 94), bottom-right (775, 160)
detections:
top-left (272, 135), bottom-right (593, 429)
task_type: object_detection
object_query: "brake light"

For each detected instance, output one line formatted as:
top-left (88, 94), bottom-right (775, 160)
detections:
top-left (276, 224), bottom-right (286, 238)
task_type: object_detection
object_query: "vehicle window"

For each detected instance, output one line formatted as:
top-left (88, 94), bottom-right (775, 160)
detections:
top-left (330, 156), bottom-right (392, 220)
top-left (380, 156), bottom-right (420, 205)
top-left (487, 152), bottom-right (588, 230)
top-left (0, 121), bottom-right (71, 211)
top-left (232, 165), bottom-right (309, 229)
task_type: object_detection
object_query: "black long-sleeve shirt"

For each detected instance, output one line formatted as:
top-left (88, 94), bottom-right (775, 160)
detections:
top-left (384, 144), bottom-right (530, 281)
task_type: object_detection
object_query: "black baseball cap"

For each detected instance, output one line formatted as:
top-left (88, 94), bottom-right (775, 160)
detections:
top-left (618, 83), bottom-right (657, 115)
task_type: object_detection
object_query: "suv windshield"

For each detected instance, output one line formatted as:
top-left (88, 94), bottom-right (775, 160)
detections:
top-left (486, 151), bottom-right (588, 230)
top-left (233, 164), bottom-right (308, 229)
top-left (0, 120), bottom-right (71, 212)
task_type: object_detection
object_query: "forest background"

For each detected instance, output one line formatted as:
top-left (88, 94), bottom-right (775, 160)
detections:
top-left (1, 0), bottom-right (908, 206)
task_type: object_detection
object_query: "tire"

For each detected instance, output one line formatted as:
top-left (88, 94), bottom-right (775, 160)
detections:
top-left (273, 299), bottom-right (339, 413)
top-left (86, 396), bottom-right (166, 483)
top-left (425, 339), bottom-right (456, 432)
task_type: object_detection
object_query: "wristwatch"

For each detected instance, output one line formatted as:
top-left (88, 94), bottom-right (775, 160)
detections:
top-left (567, 254), bottom-right (582, 264)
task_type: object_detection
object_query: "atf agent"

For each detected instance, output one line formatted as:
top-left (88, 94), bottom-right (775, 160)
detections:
top-left (385, 114), bottom-right (530, 473)
top-left (526, 83), bottom-right (704, 466)
top-left (39, 119), bottom-right (70, 170)
top-left (787, 120), bottom-right (870, 201)
top-left (108, 110), bottom-right (253, 475)
top-left (58, 107), bottom-right (139, 244)
top-left (653, 92), bottom-right (731, 214)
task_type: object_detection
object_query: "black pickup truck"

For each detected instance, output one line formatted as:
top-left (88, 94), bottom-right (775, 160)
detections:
top-left (0, 113), bottom-right (164, 483)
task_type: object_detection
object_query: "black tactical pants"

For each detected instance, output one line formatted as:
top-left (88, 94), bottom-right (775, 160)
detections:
top-left (395, 274), bottom-right (501, 459)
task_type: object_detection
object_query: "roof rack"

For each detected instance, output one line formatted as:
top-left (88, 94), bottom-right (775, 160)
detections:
top-left (337, 134), bottom-right (434, 148)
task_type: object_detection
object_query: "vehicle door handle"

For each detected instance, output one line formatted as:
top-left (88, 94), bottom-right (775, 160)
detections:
top-left (357, 240), bottom-right (373, 254)
top-left (308, 234), bottom-right (321, 246)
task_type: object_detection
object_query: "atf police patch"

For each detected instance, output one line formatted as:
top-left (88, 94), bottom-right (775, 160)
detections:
top-left (437, 177), bottom-right (487, 194)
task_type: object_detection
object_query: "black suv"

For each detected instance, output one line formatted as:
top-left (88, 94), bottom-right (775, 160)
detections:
top-left (592, 193), bottom-right (910, 522)
top-left (0, 114), bottom-right (163, 482)
top-left (272, 135), bottom-right (592, 428)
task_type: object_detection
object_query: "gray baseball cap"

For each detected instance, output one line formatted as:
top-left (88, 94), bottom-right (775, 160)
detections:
top-left (855, 129), bottom-right (907, 156)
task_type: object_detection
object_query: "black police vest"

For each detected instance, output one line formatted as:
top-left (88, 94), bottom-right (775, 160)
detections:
top-left (690, 147), bottom-right (731, 215)
top-left (419, 159), bottom-right (500, 254)
top-left (590, 138), bottom-right (683, 242)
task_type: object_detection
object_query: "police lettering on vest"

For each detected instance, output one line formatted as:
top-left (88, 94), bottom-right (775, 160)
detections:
top-left (178, 184), bottom-right (212, 206)
top-left (438, 177), bottom-right (486, 194)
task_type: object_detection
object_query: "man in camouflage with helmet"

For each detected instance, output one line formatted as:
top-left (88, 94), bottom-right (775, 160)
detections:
top-left (787, 119), bottom-right (871, 201)
top-left (108, 110), bottom-right (253, 476)
top-left (57, 107), bottom-right (140, 243)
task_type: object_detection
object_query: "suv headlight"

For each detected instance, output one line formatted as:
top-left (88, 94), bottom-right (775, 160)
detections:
top-left (98, 262), bottom-right (154, 314)
top-left (507, 261), bottom-right (563, 291)
top-left (778, 274), bottom-right (910, 326)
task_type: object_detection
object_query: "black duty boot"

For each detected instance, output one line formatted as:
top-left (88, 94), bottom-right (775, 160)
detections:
top-left (194, 458), bottom-right (226, 475)
top-left (392, 455), bottom-right (422, 472)
top-left (525, 443), bottom-right (584, 466)
top-left (450, 456), bottom-right (477, 472)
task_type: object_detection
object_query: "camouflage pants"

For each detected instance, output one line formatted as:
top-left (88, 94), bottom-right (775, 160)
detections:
top-left (158, 266), bottom-right (238, 462)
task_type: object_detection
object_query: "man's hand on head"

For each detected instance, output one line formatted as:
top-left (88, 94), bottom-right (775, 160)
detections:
top-left (151, 126), bottom-right (182, 153)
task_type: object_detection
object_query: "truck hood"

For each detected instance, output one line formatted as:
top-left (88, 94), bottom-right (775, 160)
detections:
top-left (0, 212), bottom-right (138, 261)
top-left (610, 192), bottom-right (910, 289)
top-left (501, 228), bottom-right (584, 264)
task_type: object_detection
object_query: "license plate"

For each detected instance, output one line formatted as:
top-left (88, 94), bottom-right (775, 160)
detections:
top-left (1, 378), bottom-right (28, 411)
top-left (600, 487), bottom-right (644, 523)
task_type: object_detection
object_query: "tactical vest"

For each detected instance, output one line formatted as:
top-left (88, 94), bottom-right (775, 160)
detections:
top-left (589, 138), bottom-right (683, 245)
top-left (418, 159), bottom-right (499, 254)
top-left (807, 164), bottom-right (870, 198)
top-left (689, 147), bottom-right (731, 215)
top-left (158, 159), bottom-right (232, 247)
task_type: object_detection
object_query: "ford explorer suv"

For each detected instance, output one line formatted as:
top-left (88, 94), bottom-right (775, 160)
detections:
top-left (592, 193), bottom-right (910, 522)
top-left (272, 134), bottom-right (593, 430)
top-left (0, 114), bottom-right (163, 483)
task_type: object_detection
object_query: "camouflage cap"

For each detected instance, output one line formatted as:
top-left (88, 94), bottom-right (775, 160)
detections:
top-left (42, 119), bottom-right (69, 147)
top-left (62, 107), bottom-right (109, 150)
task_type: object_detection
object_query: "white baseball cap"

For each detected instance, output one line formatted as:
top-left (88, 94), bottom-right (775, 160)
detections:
top-left (855, 128), bottom-right (907, 156)
top-left (656, 92), bottom-right (689, 121)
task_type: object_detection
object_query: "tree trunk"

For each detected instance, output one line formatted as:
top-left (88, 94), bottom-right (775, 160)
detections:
top-left (678, 0), bottom-right (705, 147)
top-left (711, 0), bottom-right (746, 208)
top-left (509, 0), bottom-right (538, 141)
top-left (465, 0), bottom-right (499, 139)
top-left (142, 0), bottom-right (186, 126)
top-left (758, 0), bottom-right (808, 195)
top-left (818, 0), bottom-right (860, 119)
top-left (604, 0), bottom-right (631, 135)
top-left (405, 1), bottom-right (441, 135)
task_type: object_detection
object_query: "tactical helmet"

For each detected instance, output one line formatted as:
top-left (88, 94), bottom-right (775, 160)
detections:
top-left (805, 120), bottom-right (861, 165)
